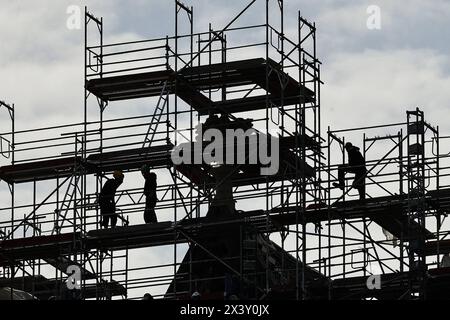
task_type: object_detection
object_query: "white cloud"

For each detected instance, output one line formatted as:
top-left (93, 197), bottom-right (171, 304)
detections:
top-left (323, 48), bottom-right (450, 131)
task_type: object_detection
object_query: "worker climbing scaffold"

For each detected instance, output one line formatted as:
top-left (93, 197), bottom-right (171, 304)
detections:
top-left (333, 142), bottom-right (367, 200)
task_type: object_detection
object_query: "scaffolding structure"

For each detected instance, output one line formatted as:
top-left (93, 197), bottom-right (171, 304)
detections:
top-left (1, 1), bottom-right (450, 300)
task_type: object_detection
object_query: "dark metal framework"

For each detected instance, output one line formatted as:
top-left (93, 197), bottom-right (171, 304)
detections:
top-left (325, 109), bottom-right (445, 300)
top-left (1, 1), bottom-right (450, 301)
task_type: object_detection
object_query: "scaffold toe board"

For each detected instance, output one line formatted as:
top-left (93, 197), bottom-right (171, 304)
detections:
top-left (269, 198), bottom-right (434, 240)
top-left (0, 144), bottom-right (173, 184)
top-left (86, 144), bottom-right (174, 172)
top-left (86, 222), bottom-right (181, 251)
top-left (0, 157), bottom-right (83, 184)
top-left (86, 69), bottom-right (174, 102)
top-left (0, 276), bottom-right (126, 300)
top-left (178, 58), bottom-right (314, 99)
top-left (0, 232), bottom-right (83, 266)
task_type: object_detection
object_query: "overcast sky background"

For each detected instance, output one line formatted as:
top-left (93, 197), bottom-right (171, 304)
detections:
top-left (1, 0), bottom-right (450, 299)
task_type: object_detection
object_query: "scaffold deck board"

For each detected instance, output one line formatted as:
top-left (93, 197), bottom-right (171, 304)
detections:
top-left (0, 276), bottom-right (126, 300)
top-left (85, 216), bottom-right (252, 251)
top-left (86, 69), bottom-right (173, 101)
top-left (268, 198), bottom-right (435, 240)
top-left (0, 135), bottom-right (319, 185)
top-left (0, 144), bottom-right (173, 184)
top-left (86, 222), bottom-right (178, 250)
top-left (85, 58), bottom-right (314, 114)
top-left (0, 157), bottom-right (82, 184)
top-left (86, 143), bottom-right (173, 173)
top-left (197, 94), bottom-right (300, 115)
top-left (1, 191), bottom-right (443, 267)
top-left (0, 233), bottom-right (83, 267)
top-left (178, 58), bottom-right (314, 98)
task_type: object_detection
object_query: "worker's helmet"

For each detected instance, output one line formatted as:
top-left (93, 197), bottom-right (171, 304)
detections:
top-left (143, 293), bottom-right (153, 300)
top-left (141, 164), bottom-right (150, 175)
top-left (345, 142), bottom-right (353, 150)
top-left (113, 170), bottom-right (124, 180)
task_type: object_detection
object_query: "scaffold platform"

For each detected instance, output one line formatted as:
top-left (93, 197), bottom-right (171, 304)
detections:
top-left (4, 188), bottom-right (450, 267)
top-left (86, 58), bottom-right (315, 116)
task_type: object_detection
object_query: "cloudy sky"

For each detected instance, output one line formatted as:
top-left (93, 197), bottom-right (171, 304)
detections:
top-left (1, 0), bottom-right (450, 131)
top-left (1, 0), bottom-right (450, 299)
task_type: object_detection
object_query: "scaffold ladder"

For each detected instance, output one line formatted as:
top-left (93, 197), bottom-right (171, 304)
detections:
top-left (142, 81), bottom-right (169, 148)
top-left (52, 175), bottom-right (81, 235)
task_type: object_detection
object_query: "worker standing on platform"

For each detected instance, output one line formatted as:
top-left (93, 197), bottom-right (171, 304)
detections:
top-left (99, 170), bottom-right (124, 228)
top-left (141, 165), bottom-right (158, 224)
top-left (333, 142), bottom-right (367, 200)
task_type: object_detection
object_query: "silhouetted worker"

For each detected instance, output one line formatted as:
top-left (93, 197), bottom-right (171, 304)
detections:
top-left (333, 142), bottom-right (366, 200)
top-left (141, 165), bottom-right (158, 224)
top-left (99, 170), bottom-right (124, 228)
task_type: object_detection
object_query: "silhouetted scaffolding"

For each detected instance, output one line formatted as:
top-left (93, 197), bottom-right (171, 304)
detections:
top-left (1, 1), bottom-right (450, 301)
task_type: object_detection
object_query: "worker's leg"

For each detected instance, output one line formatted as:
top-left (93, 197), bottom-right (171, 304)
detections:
top-left (145, 196), bottom-right (158, 223)
top-left (144, 210), bottom-right (149, 224)
top-left (149, 208), bottom-right (157, 223)
top-left (110, 203), bottom-right (118, 227)
top-left (111, 214), bottom-right (118, 228)
top-left (101, 214), bottom-right (110, 229)
top-left (357, 186), bottom-right (366, 200)
top-left (100, 202), bottom-right (110, 228)
top-left (334, 165), bottom-right (348, 189)
top-left (353, 168), bottom-right (366, 200)
top-left (144, 197), bottom-right (151, 223)
top-left (145, 206), bottom-right (157, 223)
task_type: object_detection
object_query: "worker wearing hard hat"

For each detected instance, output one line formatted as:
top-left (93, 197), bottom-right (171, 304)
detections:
top-left (99, 170), bottom-right (124, 228)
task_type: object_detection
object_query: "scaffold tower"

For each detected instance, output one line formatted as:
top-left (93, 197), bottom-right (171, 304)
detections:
top-left (1, 1), bottom-right (450, 301)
